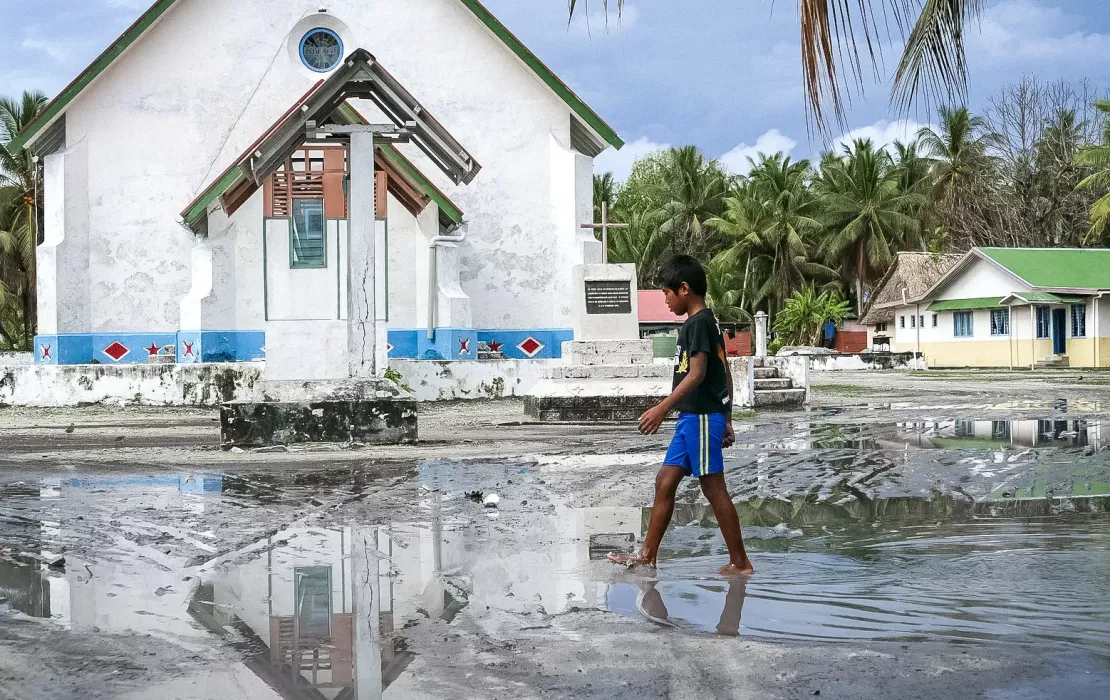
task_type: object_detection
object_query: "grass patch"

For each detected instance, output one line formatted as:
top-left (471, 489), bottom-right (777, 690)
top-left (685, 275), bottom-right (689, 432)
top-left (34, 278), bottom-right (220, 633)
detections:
top-left (733, 409), bottom-right (757, 419)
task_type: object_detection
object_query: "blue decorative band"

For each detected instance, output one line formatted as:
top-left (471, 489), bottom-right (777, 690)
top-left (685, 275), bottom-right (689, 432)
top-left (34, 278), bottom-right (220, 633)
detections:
top-left (386, 328), bottom-right (572, 360)
top-left (33, 332), bottom-right (265, 365)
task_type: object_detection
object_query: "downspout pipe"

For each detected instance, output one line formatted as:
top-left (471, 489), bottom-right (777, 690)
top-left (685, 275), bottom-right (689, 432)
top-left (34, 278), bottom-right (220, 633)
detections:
top-left (427, 221), bottom-right (467, 340)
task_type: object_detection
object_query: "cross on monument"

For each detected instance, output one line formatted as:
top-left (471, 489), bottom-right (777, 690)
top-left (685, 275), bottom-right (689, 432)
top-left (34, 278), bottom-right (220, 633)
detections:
top-left (581, 201), bottom-right (629, 264)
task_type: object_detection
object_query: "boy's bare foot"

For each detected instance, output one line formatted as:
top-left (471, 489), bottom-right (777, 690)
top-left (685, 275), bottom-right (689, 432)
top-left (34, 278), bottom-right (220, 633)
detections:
top-left (719, 562), bottom-right (754, 576)
top-left (608, 552), bottom-right (656, 568)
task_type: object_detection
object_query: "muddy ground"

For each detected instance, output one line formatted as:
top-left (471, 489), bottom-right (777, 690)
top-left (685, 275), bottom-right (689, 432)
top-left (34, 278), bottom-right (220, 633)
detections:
top-left (1, 369), bottom-right (1109, 699)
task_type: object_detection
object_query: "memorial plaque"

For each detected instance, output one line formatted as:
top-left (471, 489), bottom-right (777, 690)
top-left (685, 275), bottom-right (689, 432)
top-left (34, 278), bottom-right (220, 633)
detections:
top-left (585, 280), bottom-right (632, 314)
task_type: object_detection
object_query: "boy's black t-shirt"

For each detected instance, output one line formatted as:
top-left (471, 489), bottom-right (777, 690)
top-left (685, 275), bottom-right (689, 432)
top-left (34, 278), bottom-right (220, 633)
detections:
top-left (673, 308), bottom-right (731, 414)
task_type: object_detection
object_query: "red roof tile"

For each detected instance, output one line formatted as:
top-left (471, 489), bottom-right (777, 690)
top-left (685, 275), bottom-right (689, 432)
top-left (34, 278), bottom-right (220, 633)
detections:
top-left (638, 290), bottom-right (686, 323)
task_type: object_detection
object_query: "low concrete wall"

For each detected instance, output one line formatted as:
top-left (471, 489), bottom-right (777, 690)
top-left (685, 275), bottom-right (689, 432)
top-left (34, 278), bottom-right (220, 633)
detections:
top-left (727, 356), bottom-right (809, 407)
top-left (805, 352), bottom-right (922, 372)
top-left (0, 363), bottom-right (265, 407)
top-left (0, 352), bottom-right (33, 367)
top-left (388, 359), bottom-right (561, 401)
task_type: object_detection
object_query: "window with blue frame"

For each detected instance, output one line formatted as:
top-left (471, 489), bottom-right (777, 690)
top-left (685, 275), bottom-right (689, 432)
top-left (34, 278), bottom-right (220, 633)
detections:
top-left (290, 199), bottom-right (326, 268)
top-left (954, 310), bottom-right (974, 337)
top-left (1036, 306), bottom-right (1051, 339)
top-left (1071, 303), bottom-right (1087, 337)
top-left (990, 308), bottom-right (1009, 336)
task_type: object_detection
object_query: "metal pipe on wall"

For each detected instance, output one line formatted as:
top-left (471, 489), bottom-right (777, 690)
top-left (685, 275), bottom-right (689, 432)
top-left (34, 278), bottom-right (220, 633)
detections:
top-left (427, 222), bottom-right (467, 340)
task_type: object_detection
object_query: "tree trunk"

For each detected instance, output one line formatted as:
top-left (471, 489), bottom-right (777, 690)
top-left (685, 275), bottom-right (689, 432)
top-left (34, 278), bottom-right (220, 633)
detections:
top-left (25, 201), bottom-right (37, 344)
top-left (856, 278), bottom-right (864, 316)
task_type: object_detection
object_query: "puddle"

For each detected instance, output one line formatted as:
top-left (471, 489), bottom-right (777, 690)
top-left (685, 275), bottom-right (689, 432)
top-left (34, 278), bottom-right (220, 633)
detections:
top-left (742, 417), bottom-right (1106, 451)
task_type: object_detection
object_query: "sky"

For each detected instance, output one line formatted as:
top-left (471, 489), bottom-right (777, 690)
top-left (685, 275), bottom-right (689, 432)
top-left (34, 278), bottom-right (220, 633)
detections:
top-left (3, 0), bottom-right (1110, 180)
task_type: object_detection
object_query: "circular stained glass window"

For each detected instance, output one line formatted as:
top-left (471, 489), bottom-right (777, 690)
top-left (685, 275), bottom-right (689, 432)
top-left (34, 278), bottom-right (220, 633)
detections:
top-left (299, 28), bottom-right (343, 72)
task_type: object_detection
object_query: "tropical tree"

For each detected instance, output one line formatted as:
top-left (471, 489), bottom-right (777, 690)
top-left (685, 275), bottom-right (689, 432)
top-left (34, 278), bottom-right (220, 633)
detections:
top-left (606, 208), bottom-right (670, 288)
top-left (703, 247), bottom-right (751, 324)
top-left (0, 90), bottom-right (48, 349)
top-left (650, 146), bottom-right (729, 261)
top-left (771, 286), bottom-right (851, 347)
top-left (592, 172), bottom-right (617, 221)
top-left (916, 106), bottom-right (1004, 248)
top-left (1077, 99), bottom-right (1110, 243)
top-left (744, 153), bottom-right (838, 317)
top-left (816, 138), bottom-right (924, 312)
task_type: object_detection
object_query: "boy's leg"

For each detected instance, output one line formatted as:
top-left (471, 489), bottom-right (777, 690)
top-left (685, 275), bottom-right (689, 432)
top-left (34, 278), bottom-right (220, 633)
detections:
top-left (700, 472), bottom-right (754, 575)
top-left (608, 465), bottom-right (685, 567)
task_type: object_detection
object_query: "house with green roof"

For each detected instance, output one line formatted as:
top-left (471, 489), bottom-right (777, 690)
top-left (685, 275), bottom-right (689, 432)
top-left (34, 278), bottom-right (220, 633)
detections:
top-left (12, 0), bottom-right (622, 370)
top-left (878, 247), bottom-right (1110, 368)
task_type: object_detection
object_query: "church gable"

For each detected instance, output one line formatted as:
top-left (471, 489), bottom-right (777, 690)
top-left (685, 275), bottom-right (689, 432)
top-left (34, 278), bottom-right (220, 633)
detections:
top-left (10, 0), bottom-right (622, 155)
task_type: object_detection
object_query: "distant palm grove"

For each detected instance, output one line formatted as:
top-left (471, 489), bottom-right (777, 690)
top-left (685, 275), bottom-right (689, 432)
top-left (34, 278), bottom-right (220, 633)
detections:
top-left (595, 78), bottom-right (1110, 333)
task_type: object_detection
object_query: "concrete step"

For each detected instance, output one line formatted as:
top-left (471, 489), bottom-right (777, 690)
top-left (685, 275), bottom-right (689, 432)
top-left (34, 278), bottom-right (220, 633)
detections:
top-left (754, 377), bottom-right (792, 390)
top-left (753, 367), bottom-right (778, 379)
top-left (1035, 355), bottom-right (1070, 368)
top-left (752, 388), bottom-right (806, 408)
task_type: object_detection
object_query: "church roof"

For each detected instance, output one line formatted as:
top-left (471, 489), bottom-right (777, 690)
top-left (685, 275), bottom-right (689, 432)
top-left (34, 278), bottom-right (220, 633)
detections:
top-left (180, 78), bottom-right (467, 232)
top-left (7, 0), bottom-right (623, 154)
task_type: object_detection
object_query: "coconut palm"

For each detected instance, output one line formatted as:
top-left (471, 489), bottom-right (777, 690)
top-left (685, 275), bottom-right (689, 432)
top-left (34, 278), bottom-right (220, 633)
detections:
top-left (606, 208), bottom-right (670, 288)
top-left (1077, 99), bottom-right (1110, 244)
top-left (592, 172), bottom-right (618, 222)
top-left (651, 146), bottom-right (729, 261)
top-left (744, 154), bottom-right (838, 316)
top-left (703, 248), bottom-right (751, 324)
top-left (0, 90), bottom-right (48, 348)
top-left (816, 138), bottom-right (924, 313)
top-left (568, 1), bottom-right (982, 129)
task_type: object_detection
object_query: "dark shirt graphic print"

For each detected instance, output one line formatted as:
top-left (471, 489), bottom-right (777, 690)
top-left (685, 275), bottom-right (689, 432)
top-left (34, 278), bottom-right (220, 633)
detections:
top-left (672, 308), bottom-right (731, 415)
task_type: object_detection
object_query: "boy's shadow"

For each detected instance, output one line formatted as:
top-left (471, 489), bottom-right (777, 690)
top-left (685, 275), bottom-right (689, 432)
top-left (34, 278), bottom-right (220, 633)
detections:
top-left (636, 577), bottom-right (747, 636)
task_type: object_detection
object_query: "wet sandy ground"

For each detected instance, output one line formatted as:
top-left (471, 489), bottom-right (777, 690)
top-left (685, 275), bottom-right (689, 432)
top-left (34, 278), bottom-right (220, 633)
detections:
top-left (2, 369), bottom-right (1110, 699)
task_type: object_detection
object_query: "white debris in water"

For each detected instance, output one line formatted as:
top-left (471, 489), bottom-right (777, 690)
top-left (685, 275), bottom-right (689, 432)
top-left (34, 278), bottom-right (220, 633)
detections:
top-left (483, 493), bottom-right (500, 508)
top-left (771, 523), bottom-right (804, 538)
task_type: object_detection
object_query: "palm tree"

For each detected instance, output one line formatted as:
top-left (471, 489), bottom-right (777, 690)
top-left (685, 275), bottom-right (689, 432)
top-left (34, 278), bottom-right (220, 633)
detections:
top-left (703, 248), bottom-right (751, 324)
top-left (816, 138), bottom-right (924, 313)
top-left (606, 208), bottom-right (669, 288)
top-left (651, 146), bottom-right (729, 261)
top-left (592, 172), bottom-right (617, 222)
top-left (1077, 99), bottom-right (1110, 244)
top-left (706, 185), bottom-right (769, 315)
top-left (744, 153), bottom-right (838, 317)
top-left (568, 1), bottom-right (982, 129)
top-left (1, 90), bottom-right (48, 348)
top-left (916, 105), bottom-right (1003, 247)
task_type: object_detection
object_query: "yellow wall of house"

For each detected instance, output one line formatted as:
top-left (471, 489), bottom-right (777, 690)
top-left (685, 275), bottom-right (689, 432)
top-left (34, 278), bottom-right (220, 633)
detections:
top-left (923, 336), bottom-right (1110, 368)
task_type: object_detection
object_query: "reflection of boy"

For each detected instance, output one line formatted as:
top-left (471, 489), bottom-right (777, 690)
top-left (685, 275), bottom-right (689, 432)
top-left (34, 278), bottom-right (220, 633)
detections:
top-left (609, 255), bottom-right (754, 576)
top-left (636, 578), bottom-right (748, 636)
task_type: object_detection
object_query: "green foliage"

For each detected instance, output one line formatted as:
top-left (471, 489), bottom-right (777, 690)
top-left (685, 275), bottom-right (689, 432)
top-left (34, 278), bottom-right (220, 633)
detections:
top-left (772, 286), bottom-right (851, 347)
top-left (383, 367), bottom-right (412, 393)
top-left (1077, 99), bottom-right (1110, 244)
top-left (767, 338), bottom-right (784, 356)
top-left (0, 90), bottom-right (48, 350)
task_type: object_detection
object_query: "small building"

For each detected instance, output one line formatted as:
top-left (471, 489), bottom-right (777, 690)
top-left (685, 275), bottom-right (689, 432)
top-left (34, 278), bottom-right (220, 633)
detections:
top-left (637, 290), bottom-right (751, 358)
top-left (864, 248), bottom-right (1110, 368)
top-left (860, 252), bottom-right (961, 352)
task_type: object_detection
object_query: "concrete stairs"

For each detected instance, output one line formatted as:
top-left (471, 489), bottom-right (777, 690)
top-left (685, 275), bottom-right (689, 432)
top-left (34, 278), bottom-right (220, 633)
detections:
top-left (752, 359), bottom-right (806, 407)
top-left (1035, 355), bottom-right (1070, 369)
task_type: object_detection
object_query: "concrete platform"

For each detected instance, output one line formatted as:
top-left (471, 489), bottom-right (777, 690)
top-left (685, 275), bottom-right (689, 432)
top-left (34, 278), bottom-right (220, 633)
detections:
top-left (523, 394), bottom-right (659, 422)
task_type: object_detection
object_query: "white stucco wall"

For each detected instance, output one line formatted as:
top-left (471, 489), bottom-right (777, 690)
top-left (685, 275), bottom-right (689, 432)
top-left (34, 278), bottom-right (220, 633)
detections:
top-left (936, 258), bottom-right (1029, 300)
top-left (49, 0), bottom-right (603, 336)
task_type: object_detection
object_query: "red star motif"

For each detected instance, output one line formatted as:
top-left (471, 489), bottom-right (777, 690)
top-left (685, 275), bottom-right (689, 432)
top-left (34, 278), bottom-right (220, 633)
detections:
top-left (146, 342), bottom-right (160, 357)
top-left (41, 344), bottom-right (51, 361)
top-left (182, 341), bottom-right (195, 358)
top-left (459, 337), bottom-right (471, 355)
top-left (488, 340), bottom-right (503, 353)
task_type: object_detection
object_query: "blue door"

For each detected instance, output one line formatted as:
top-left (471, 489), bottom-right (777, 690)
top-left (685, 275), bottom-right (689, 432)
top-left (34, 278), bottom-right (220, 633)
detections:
top-left (1052, 308), bottom-right (1067, 354)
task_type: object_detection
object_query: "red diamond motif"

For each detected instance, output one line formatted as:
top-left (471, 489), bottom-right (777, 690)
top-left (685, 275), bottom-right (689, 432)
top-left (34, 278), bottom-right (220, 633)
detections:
top-left (518, 337), bottom-right (544, 358)
top-left (103, 341), bottom-right (131, 362)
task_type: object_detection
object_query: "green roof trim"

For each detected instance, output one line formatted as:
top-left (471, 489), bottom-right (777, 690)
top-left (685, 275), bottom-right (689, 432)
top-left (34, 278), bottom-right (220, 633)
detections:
top-left (334, 103), bottom-right (464, 225)
top-left (10, 0), bottom-right (621, 154)
top-left (1007, 292), bottom-right (1086, 304)
top-left (979, 248), bottom-right (1110, 289)
top-left (928, 297), bottom-right (1004, 311)
top-left (8, 0), bottom-right (178, 153)
top-left (182, 165), bottom-right (244, 228)
top-left (457, 0), bottom-right (622, 149)
top-left (377, 144), bottom-right (465, 225)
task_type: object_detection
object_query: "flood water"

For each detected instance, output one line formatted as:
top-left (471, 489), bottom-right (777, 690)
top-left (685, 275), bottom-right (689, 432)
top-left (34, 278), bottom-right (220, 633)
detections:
top-left (3, 446), bottom-right (1110, 697)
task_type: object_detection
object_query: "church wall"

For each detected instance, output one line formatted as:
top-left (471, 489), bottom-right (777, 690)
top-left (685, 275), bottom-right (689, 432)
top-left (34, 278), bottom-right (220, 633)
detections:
top-left (40, 0), bottom-right (609, 365)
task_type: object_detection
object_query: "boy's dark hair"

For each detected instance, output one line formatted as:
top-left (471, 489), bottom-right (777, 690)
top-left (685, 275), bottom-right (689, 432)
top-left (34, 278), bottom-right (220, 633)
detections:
top-left (660, 255), bottom-right (708, 297)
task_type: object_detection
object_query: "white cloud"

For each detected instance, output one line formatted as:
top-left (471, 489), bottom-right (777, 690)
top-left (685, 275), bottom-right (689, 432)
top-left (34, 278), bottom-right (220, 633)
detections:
top-left (971, 0), bottom-right (1110, 68)
top-left (833, 119), bottom-right (933, 155)
top-left (21, 37), bottom-right (70, 63)
top-left (595, 135), bottom-right (669, 182)
top-left (717, 129), bottom-right (797, 175)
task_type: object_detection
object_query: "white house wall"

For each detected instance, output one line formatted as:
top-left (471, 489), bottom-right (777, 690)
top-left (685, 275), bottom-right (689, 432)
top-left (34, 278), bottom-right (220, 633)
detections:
top-left (936, 257), bottom-right (1030, 299)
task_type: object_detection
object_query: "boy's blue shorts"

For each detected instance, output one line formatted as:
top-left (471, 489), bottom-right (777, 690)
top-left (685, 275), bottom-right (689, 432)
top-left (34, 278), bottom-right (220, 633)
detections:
top-left (664, 412), bottom-right (728, 478)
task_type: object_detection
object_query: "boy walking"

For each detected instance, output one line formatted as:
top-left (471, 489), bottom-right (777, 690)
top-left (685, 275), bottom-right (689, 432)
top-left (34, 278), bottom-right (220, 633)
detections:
top-left (609, 255), bottom-right (754, 576)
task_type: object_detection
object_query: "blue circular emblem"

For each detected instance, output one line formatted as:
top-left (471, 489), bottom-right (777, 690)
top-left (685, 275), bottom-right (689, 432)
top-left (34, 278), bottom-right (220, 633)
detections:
top-left (299, 28), bottom-right (343, 72)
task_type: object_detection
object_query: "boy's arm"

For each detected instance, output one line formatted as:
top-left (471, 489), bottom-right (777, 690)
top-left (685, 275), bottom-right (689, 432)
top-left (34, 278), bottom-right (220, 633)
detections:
top-left (639, 352), bottom-right (707, 434)
top-left (723, 354), bottom-right (736, 447)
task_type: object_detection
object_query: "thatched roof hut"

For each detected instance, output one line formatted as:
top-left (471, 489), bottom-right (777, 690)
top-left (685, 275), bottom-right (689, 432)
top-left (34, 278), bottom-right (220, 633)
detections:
top-left (860, 253), bottom-right (962, 325)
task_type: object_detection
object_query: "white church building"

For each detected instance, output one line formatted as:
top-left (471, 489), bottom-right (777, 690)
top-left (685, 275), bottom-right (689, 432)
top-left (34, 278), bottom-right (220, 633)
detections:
top-left (11, 0), bottom-right (622, 372)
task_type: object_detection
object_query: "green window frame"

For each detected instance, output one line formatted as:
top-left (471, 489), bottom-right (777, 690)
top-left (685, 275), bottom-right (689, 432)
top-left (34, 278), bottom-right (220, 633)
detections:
top-left (290, 199), bottom-right (327, 269)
